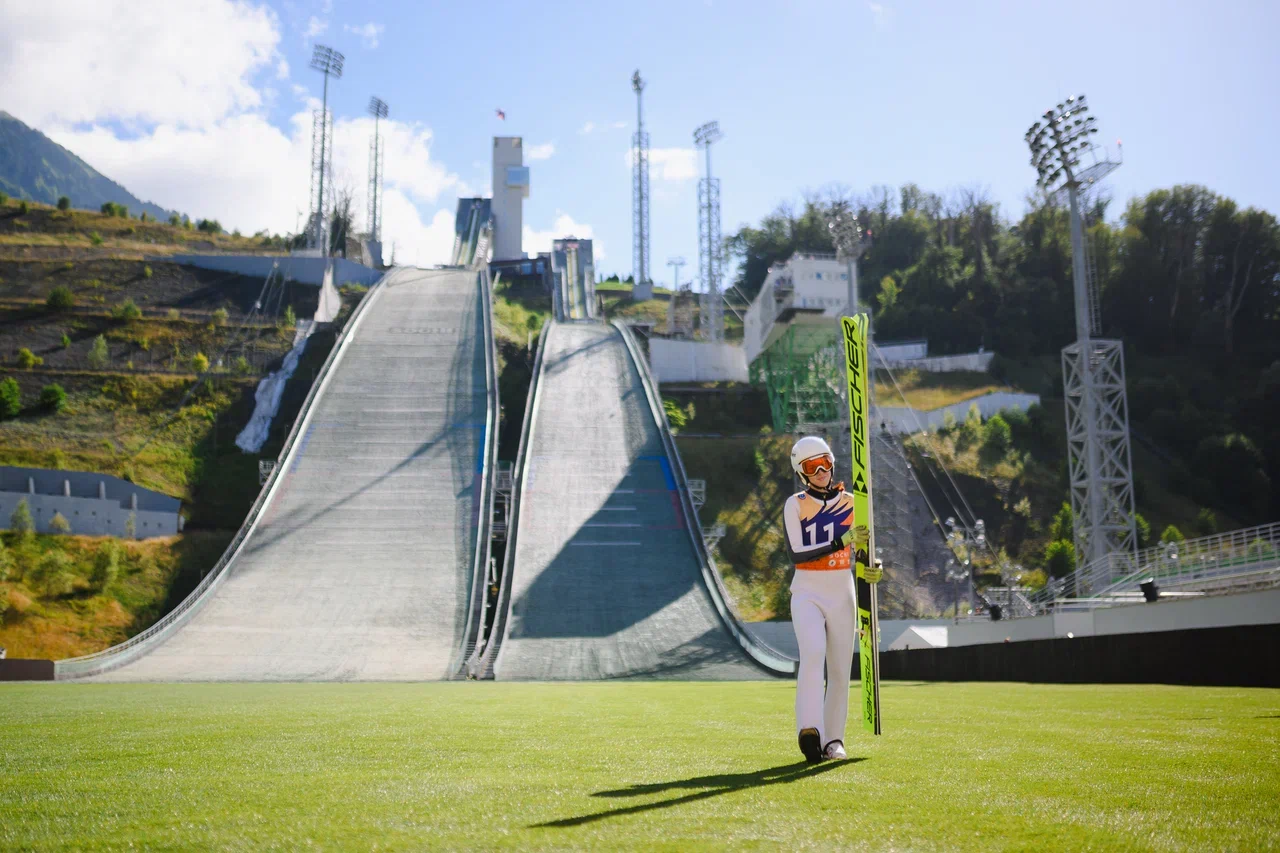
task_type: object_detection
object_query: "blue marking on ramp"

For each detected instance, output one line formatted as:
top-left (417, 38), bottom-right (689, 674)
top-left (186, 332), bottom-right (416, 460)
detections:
top-left (639, 455), bottom-right (677, 490)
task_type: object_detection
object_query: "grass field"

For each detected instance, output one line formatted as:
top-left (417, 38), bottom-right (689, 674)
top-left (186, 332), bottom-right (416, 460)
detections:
top-left (2, 681), bottom-right (1277, 850)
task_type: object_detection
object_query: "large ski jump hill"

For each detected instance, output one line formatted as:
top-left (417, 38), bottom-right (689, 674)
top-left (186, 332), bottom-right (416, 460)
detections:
top-left (59, 267), bottom-right (495, 682)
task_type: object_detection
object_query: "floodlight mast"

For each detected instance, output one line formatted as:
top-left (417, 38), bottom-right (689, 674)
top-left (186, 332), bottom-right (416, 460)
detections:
top-left (309, 45), bottom-right (344, 251)
top-left (368, 97), bottom-right (388, 244)
top-left (1025, 95), bottom-right (1136, 577)
top-left (694, 121), bottom-right (724, 342)
top-left (632, 71), bottom-right (651, 293)
top-left (826, 202), bottom-right (870, 318)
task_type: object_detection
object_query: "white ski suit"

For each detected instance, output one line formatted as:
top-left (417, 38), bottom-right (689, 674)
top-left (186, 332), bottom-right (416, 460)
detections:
top-left (783, 486), bottom-right (857, 748)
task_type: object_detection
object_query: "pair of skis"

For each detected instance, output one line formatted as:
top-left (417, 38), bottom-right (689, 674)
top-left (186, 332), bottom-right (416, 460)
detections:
top-left (841, 314), bottom-right (881, 736)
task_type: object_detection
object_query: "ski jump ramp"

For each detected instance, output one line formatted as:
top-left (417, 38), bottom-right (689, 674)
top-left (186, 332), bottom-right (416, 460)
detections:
top-left (57, 267), bottom-right (496, 681)
top-left (489, 321), bottom-right (794, 680)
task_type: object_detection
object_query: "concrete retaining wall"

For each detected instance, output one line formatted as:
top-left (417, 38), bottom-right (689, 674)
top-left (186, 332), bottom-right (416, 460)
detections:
top-left (0, 466), bottom-right (181, 538)
top-left (880, 352), bottom-right (995, 373)
top-left (649, 339), bottom-right (749, 383)
top-left (879, 623), bottom-right (1280, 687)
top-left (160, 255), bottom-right (382, 287)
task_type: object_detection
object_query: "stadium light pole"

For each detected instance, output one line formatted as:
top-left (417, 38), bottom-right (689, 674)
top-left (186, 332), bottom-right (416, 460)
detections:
top-left (367, 96), bottom-right (388, 245)
top-left (1025, 95), bottom-right (1136, 577)
top-left (826, 202), bottom-right (870, 318)
top-left (310, 44), bottom-right (344, 250)
top-left (693, 121), bottom-right (724, 342)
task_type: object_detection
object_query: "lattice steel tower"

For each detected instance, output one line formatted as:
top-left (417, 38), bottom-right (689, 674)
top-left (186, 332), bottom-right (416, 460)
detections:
top-left (631, 71), bottom-right (651, 293)
top-left (1025, 94), bottom-right (1136, 575)
top-left (308, 44), bottom-right (343, 251)
top-left (694, 121), bottom-right (724, 342)
top-left (367, 97), bottom-right (388, 243)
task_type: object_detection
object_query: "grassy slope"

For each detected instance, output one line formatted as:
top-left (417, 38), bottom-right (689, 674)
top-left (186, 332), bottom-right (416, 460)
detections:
top-left (1, 681), bottom-right (1276, 850)
top-left (0, 208), bottom-right (361, 657)
top-left (0, 197), bottom-right (282, 256)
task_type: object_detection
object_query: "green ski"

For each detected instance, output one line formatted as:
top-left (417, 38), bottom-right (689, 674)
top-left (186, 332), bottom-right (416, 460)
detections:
top-left (841, 314), bottom-right (881, 735)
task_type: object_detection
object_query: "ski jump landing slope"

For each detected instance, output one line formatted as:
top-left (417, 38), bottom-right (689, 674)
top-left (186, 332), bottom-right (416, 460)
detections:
top-left (494, 322), bottom-right (781, 680)
top-left (65, 267), bottom-right (493, 681)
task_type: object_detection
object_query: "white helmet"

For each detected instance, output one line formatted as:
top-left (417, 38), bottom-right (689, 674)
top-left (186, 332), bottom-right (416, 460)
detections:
top-left (790, 436), bottom-right (835, 486)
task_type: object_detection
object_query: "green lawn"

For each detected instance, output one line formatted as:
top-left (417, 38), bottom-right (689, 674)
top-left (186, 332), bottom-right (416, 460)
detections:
top-left (2, 681), bottom-right (1277, 850)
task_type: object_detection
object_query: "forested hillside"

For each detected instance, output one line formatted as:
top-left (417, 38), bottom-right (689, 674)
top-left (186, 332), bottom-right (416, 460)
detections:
top-left (728, 184), bottom-right (1279, 528)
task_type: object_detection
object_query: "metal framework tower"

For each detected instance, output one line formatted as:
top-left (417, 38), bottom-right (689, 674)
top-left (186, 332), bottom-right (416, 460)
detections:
top-left (666, 256), bottom-right (686, 335)
top-left (631, 71), bottom-right (651, 293)
top-left (367, 96), bottom-right (388, 243)
top-left (1026, 94), bottom-right (1137, 574)
top-left (694, 121), bottom-right (724, 342)
top-left (308, 44), bottom-right (343, 251)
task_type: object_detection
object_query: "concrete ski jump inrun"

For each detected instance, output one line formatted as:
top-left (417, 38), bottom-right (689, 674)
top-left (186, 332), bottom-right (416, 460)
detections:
top-left (494, 322), bottom-right (767, 680)
top-left (81, 268), bottom-right (491, 681)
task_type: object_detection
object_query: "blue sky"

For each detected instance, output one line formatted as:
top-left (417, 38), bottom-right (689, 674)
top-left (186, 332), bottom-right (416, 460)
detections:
top-left (4, 0), bottom-right (1277, 274)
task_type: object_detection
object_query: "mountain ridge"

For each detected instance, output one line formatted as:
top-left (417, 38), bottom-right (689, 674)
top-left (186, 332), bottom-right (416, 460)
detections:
top-left (0, 110), bottom-right (176, 222)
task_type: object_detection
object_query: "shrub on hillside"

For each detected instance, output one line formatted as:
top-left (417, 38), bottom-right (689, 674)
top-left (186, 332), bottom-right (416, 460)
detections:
top-left (100, 202), bottom-right (128, 218)
top-left (196, 218), bottom-right (222, 234)
top-left (87, 335), bottom-right (109, 369)
top-left (1049, 502), bottom-right (1073, 543)
top-left (283, 305), bottom-right (296, 327)
top-left (57, 196), bottom-right (71, 211)
top-left (212, 308), bottom-right (228, 326)
top-left (10, 498), bottom-right (35, 539)
top-left (17, 201), bottom-right (29, 215)
top-left (168, 214), bottom-right (182, 226)
top-left (0, 536), bottom-right (13, 583)
top-left (1043, 538), bottom-right (1075, 578)
top-left (190, 352), bottom-right (209, 373)
top-left (1134, 513), bottom-right (1152, 549)
top-left (40, 383), bottom-right (67, 413)
top-left (979, 413), bottom-right (1011, 462)
top-left (1160, 524), bottom-right (1185, 545)
top-left (90, 542), bottom-right (121, 592)
top-left (113, 298), bottom-right (142, 320)
top-left (167, 308), bottom-right (181, 321)
top-left (143, 265), bottom-right (152, 279)
top-left (1196, 508), bottom-right (1219, 536)
top-left (89, 231), bottom-right (104, 246)
top-left (16, 348), bottom-right (43, 369)
top-left (30, 551), bottom-right (77, 597)
top-left (0, 377), bottom-right (20, 419)
top-left (233, 355), bottom-right (252, 375)
top-left (139, 212), bottom-right (149, 223)
top-left (46, 285), bottom-right (75, 311)
top-left (48, 512), bottom-right (72, 535)
top-left (0, 191), bottom-right (7, 204)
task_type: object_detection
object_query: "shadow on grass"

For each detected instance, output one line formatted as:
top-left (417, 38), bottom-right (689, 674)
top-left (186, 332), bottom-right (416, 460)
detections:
top-left (533, 758), bottom-right (864, 829)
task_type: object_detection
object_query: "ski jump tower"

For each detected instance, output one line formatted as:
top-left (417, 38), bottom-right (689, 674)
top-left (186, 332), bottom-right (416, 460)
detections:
top-left (492, 137), bottom-right (529, 260)
top-left (1025, 95), bottom-right (1137, 575)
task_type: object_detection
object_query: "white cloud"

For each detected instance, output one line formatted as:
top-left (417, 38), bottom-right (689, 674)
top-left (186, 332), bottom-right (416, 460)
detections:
top-left (523, 214), bottom-right (605, 260)
top-left (624, 147), bottom-right (698, 181)
top-left (276, 58), bottom-right (290, 79)
top-left (0, 1), bottom-right (281, 128)
top-left (612, 121), bottom-right (627, 129)
top-left (868, 2), bottom-right (891, 28)
top-left (304, 15), bottom-right (327, 38)
top-left (343, 22), bottom-right (384, 49)
top-left (3, 0), bottom-right (467, 267)
top-left (579, 121), bottom-right (596, 135)
top-left (526, 142), bottom-right (555, 161)
top-left (581, 120), bottom-right (629, 135)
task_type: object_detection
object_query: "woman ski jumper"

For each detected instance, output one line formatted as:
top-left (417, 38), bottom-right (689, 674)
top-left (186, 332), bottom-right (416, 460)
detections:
top-left (784, 436), bottom-right (882, 763)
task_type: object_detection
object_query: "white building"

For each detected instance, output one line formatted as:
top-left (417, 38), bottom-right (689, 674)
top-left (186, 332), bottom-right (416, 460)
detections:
top-left (742, 253), bottom-right (861, 364)
top-left (492, 137), bottom-right (529, 261)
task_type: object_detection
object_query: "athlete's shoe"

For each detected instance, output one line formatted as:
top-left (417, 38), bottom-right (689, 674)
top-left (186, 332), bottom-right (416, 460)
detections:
top-left (798, 727), bottom-right (824, 764)
top-left (824, 740), bottom-right (847, 760)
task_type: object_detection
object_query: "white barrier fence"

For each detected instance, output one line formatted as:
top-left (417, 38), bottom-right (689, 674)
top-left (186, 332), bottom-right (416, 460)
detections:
top-left (875, 391), bottom-right (1041, 434)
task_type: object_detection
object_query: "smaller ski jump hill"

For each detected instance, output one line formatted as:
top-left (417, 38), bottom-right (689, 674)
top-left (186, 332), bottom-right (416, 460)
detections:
top-left (492, 321), bottom-right (794, 680)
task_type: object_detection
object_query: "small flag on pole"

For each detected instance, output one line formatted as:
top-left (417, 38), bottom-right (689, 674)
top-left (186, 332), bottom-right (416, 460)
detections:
top-left (496, 109), bottom-right (506, 120)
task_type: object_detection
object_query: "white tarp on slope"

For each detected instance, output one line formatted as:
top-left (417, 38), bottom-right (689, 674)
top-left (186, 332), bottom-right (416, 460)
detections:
top-left (235, 264), bottom-right (341, 453)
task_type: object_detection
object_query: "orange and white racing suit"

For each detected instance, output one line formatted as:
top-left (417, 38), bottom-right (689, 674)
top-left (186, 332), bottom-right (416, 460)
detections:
top-left (783, 487), bottom-right (857, 748)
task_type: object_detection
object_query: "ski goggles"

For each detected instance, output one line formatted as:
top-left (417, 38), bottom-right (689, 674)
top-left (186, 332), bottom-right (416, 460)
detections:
top-left (799, 454), bottom-right (835, 478)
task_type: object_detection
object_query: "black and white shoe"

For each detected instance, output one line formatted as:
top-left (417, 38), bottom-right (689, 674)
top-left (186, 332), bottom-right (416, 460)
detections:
top-left (824, 740), bottom-right (847, 760)
top-left (798, 727), bottom-right (824, 764)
